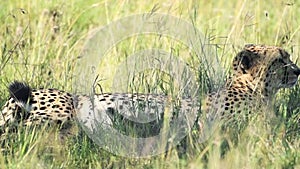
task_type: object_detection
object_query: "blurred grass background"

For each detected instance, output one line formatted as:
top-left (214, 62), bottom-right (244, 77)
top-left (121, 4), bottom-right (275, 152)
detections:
top-left (0, 0), bottom-right (299, 168)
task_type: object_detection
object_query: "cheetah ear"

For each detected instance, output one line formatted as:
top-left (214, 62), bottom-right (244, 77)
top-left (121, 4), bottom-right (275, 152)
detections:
top-left (235, 50), bottom-right (259, 74)
top-left (240, 51), bottom-right (253, 70)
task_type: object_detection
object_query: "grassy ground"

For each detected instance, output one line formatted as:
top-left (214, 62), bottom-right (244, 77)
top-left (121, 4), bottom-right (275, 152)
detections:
top-left (0, 0), bottom-right (299, 168)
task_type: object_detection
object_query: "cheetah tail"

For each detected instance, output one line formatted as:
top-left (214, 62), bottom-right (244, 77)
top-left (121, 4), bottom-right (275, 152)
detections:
top-left (8, 81), bottom-right (32, 108)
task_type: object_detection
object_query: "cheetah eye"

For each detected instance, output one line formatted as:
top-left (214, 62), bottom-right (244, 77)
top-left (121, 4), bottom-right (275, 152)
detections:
top-left (278, 59), bottom-right (292, 68)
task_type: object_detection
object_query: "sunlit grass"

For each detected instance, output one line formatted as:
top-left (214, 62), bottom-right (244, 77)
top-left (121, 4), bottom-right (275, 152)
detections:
top-left (0, 0), bottom-right (299, 168)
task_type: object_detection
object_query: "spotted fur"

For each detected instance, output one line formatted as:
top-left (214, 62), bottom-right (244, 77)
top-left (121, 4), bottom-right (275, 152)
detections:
top-left (0, 83), bottom-right (76, 134)
top-left (0, 44), bottom-right (299, 137)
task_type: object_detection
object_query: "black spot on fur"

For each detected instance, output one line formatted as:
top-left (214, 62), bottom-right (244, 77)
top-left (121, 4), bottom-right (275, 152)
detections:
top-left (49, 99), bottom-right (55, 102)
top-left (99, 98), bottom-right (106, 102)
top-left (52, 105), bottom-right (59, 109)
top-left (40, 106), bottom-right (47, 110)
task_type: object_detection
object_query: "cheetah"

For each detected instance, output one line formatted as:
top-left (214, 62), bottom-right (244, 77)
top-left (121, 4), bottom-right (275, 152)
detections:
top-left (203, 44), bottom-right (300, 119)
top-left (1, 82), bottom-right (197, 137)
top-left (0, 44), bottom-right (299, 139)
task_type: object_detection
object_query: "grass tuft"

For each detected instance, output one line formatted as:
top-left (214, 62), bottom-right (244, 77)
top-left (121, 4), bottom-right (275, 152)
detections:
top-left (0, 0), bottom-right (299, 168)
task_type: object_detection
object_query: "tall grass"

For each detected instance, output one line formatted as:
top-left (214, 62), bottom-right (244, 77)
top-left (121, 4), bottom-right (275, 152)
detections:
top-left (0, 0), bottom-right (299, 168)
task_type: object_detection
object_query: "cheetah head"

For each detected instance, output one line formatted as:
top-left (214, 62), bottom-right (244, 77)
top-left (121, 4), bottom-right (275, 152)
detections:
top-left (232, 44), bottom-right (300, 97)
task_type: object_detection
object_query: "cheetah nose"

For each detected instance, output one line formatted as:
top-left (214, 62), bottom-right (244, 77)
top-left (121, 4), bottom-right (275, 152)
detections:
top-left (292, 64), bottom-right (300, 76)
top-left (295, 67), bottom-right (300, 76)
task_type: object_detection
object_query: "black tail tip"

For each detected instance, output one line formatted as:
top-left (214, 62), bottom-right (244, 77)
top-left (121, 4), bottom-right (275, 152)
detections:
top-left (9, 81), bottom-right (32, 104)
